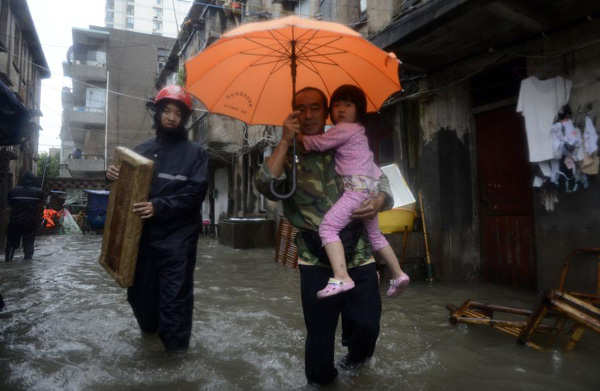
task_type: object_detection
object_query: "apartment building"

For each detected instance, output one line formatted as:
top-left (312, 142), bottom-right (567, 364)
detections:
top-left (0, 0), bottom-right (50, 247)
top-left (61, 26), bottom-right (175, 178)
top-left (105, 0), bottom-right (192, 37)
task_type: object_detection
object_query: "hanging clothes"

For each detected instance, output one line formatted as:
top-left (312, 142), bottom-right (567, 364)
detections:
top-left (538, 159), bottom-right (561, 184)
top-left (580, 116), bottom-right (599, 175)
top-left (517, 76), bottom-right (572, 162)
top-left (550, 122), bottom-right (565, 159)
top-left (581, 154), bottom-right (599, 175)
top-left (584, 116), bottom-right (599, 155)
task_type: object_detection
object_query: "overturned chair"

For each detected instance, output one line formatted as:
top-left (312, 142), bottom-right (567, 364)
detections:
top-left (446, 247), bottom-right (600, 351)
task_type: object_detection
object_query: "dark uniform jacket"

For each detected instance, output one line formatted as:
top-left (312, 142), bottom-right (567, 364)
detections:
top-left (8, 173), bottom-right (43, 226)
top-left (135, 136), bottom-right (208, 257)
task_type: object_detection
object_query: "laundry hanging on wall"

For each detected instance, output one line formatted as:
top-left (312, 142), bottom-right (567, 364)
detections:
top-left (517, 76), bottom-right (572, 162)
top-left (518, 76), bottom-right (599, 211)
top-left (581, 117), bottom-right (599, 175)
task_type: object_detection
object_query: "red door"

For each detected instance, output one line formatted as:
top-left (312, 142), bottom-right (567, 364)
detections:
top-left (475, 106), bottom-right (536, 288)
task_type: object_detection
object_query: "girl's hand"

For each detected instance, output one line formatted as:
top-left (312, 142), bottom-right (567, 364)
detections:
top-left (351, 194), bottom-right (385, 220)
top-left (296, 133), bottom-right (309, 154)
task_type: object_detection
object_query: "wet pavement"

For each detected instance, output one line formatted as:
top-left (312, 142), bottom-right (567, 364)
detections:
top-left (1, 234), bottom-right (599, 390)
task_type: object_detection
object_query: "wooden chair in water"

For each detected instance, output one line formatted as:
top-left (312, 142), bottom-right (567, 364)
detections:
top-left (446, 247), bottom-right (600, 351)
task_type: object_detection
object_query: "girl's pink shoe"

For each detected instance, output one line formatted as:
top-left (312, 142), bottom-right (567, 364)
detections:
top-left (317, 278), bottom-right (355, 299)
top-left (387, 274), bottom-right (410, 298)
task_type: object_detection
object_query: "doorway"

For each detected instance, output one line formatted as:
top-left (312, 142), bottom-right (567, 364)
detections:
top-left (475, 106), bottom-right (536, 288)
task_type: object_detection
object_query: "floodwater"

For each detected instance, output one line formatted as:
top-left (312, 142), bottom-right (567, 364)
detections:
top-left (1, 235), bottom-right (599, 391)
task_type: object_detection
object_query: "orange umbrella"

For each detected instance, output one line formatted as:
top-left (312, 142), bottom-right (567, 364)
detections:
top-left (185, 15), bottom-right (401, 126)
top-left (185, 16), bottom-right (401, 198)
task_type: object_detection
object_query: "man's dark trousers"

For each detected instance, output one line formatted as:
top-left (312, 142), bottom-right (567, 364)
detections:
top-left (6, 222), bottom-right (37, 261)
top-left (127, 247), bottom-right (197, 352)
top-left (299, 262), bottom-right (382, 385)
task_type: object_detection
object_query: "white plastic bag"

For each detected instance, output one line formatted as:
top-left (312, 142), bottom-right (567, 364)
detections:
top-left (60, 209), bottom-right (82, 235)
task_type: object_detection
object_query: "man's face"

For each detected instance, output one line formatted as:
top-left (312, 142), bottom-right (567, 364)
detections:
top-left (294, 90), bottom-right (327, 135)
top-left (160, 102), bottom-right (183, 129)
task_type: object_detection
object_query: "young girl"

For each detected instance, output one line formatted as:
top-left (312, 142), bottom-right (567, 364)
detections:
top-left (297, 85), bottom-right (410, 299)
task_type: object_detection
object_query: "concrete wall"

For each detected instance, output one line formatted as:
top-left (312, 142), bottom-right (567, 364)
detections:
top-left (214, 167), bottom-right (229, 223)
top-left (104, 28), bottom-right (176, 164)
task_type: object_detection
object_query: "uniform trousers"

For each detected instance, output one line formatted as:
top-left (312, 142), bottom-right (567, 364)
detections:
top-left (5, 222), bottom-right (37, 261)
top-left (127, 246), bottom-right (197, 351)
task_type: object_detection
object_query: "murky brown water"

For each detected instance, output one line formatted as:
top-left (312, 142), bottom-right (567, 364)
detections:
top-left (1, 235), bottom-right (599, 390)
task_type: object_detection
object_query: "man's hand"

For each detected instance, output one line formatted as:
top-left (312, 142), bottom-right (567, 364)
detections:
top-left (282, 111), bottom-right (301, 144)
top-left (106, 165), bottom-right (119, 181)
top-left (265, 111), bottom-right (302, 178)
top-left (132, 201), bottom-right (154, 219)
top-left (351, 193), bottom-right (386, 220)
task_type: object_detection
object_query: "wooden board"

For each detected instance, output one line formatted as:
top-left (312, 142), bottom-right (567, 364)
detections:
top-left (98, 147), bottom-right (154, 288)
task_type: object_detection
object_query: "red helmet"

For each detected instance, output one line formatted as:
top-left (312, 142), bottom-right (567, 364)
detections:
top-left (155, 85), bottom-right (193, 112)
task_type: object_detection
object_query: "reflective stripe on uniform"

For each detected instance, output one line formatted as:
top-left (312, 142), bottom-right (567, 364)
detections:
top-left (158, 173), bottom-right (188, 181)
top-left (10, 196), bottom-right (41, 200)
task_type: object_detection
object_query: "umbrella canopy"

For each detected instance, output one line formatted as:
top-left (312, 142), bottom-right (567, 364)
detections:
top-left (185, 16), bottom-right (401, 126)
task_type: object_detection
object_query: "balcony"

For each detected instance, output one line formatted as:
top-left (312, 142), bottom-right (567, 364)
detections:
top-left (66, 154), bottom-right (106, 179)
top-left (62, 60), bottom-right (107, 82)
top-left (61, 88), bottom-right (74, 107)
top-left (65, 106), bottom-right (105, 128)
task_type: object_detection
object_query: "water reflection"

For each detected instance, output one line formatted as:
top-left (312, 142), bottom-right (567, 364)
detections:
top-left (0, 235), bottom-right (599, 390)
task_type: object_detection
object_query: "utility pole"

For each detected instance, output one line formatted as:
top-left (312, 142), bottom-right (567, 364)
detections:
top-left (104, 71), bottom-right (110, 170)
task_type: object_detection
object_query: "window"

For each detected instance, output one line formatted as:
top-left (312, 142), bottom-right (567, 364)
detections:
top-left (153, 21), bottom-right (162, 32)
top-left (127, 5), bottom-right (135, 16)
top-left (0, 0), bottom-right (9, 50)
top-left (153, 7), bottom-right (162, 19)
top-left (156, 0), bottom-right (162, 4)
top-left (127, 17), bottom-right (135, 29)
top-left (157, 48), bottom-right (169, 73)
top-left (106, 23), bottom-right (114, 29)
top-left (21, 44), bottom-right (28, 80)
top-left (295, 0), bottom-right (310, 17)
top-left (106, 0), bottom-right (114, 9)
top-left (106, 11), bottom-right (114, 23)
top-left (13, 24), bottom-right (21, 70)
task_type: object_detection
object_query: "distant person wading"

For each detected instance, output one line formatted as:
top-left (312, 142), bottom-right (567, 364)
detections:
top-left (5, 171), bottom-right (44, 262)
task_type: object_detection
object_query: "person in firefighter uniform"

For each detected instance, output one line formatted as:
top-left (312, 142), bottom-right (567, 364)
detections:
top-left (106, 85), bottom-right (208, 352)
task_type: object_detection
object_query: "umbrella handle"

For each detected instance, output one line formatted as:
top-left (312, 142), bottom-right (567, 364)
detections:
top-left (269, 138), bottom-right (297, 200)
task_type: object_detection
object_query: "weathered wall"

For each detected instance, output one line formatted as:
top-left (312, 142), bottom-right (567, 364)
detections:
top-left (366, 0), bottom-right (403, 34)
top-left (411, 72), bottom-right (480, 281)
top-left (526, 21), bottom-right (600, 291)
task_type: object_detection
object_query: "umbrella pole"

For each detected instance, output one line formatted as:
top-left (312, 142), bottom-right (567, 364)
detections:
top-left (270, 40), bottom-right (298, 200)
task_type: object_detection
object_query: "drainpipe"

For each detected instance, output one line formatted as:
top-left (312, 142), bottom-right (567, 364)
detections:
top-left (104, 71), bottom-right (109, 170)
